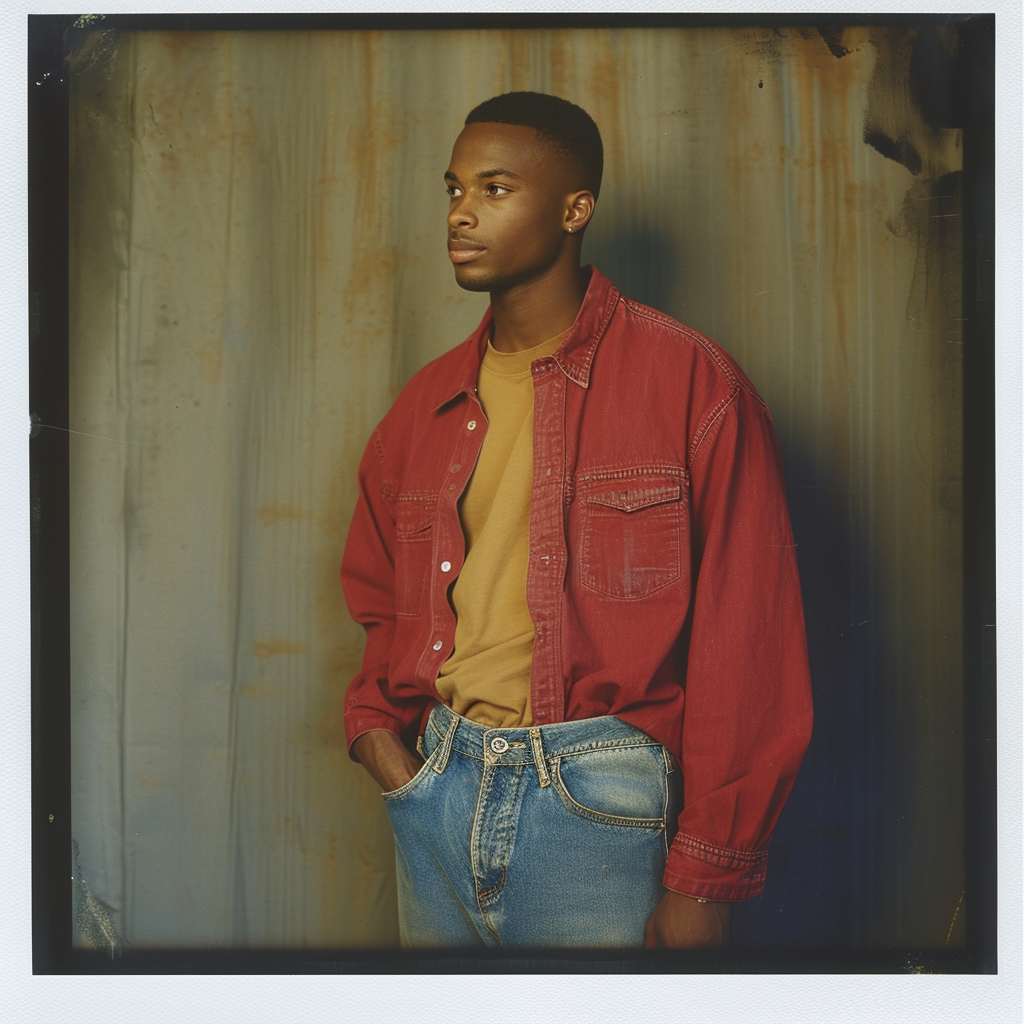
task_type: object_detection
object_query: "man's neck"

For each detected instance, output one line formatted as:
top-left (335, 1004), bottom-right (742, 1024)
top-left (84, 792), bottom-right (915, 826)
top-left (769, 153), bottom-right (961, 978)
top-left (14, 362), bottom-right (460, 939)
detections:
top-left (489, 263), bottom-right (589, 354)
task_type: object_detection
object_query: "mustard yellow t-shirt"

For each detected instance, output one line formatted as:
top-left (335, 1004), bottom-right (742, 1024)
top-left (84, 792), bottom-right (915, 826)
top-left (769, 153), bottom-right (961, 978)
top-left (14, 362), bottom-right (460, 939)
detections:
top-left (435, 334), bottom-right (563, 727)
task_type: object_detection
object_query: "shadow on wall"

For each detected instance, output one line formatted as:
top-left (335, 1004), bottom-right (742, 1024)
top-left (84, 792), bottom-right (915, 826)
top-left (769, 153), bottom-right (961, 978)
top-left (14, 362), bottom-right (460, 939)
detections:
top-left (584, 225), bottom-right (683, 319)
top-left (730, 439), bottom-right (885, 950)
top-left (730, 24), bottom-right (975, 949)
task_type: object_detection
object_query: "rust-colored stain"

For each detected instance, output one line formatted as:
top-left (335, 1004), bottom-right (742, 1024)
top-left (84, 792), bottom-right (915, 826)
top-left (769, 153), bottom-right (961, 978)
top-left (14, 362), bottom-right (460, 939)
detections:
top-left (585, 32), bottom-right (624, 181)
top-left (508, 33), bottom-right (531, 93)
top-left (548, 35), bottom-right (573, 100)
top-left (258, 503), bottom-right (305, 526)
top-left (342, 249), bottom-right (399, 324)
top-left (158, 31), bottom-right (190, 60)
top-left (312, 638), bottom-right (367, 751)
top-left (340, 32), bottom-right (408, 327)
top-left (253, 639), bottom-right (305, 658)
top-left (193, 337), bottom-right (222, 386)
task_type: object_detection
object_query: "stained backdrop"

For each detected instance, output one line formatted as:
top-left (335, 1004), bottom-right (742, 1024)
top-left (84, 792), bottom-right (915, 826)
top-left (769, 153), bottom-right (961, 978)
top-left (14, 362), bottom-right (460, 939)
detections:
top-left (69, 25), bottom-right (966, 949)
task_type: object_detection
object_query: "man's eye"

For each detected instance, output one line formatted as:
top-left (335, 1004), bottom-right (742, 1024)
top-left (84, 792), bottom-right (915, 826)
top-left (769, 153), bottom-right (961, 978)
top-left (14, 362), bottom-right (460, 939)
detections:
top-left (446, 184), bottom-right (462, 197)
top-left (486, 183), bottom-right (510, 196)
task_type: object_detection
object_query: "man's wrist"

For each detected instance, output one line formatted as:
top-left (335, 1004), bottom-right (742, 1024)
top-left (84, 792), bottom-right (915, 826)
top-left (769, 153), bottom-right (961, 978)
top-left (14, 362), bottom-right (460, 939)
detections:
top-left (352, 729), bottom-right (423, 792)
top-left (644, 888), bottom-right (731, 948)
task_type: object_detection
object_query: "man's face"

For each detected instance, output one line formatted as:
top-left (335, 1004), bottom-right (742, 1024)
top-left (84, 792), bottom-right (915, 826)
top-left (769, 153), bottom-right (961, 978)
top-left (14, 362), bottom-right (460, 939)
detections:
top-left (445, 121), bottom-right (582, 293)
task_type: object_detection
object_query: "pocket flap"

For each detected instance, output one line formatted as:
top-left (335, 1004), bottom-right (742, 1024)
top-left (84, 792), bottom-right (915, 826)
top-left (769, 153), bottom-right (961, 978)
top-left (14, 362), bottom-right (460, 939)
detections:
top-left (394, 494), bottom-right (435, 537)
top-left (587, 481), bottom-right (682, 513)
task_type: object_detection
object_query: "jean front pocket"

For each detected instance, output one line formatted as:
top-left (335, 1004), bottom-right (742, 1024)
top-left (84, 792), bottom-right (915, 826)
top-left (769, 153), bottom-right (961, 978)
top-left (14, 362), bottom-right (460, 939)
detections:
top-left (551, 741), bottom-right (668, 829)
top-left (394, 493), bottom-right (436, 617)
top-left (382, 737), bottom-right (443, 807)
top-left (579, 474), bottom-right (684, 599)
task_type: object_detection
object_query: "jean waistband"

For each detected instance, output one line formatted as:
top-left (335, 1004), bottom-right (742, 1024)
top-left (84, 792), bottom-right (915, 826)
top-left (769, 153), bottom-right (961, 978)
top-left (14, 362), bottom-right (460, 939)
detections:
top-left (425, 702), bottom-right (660, 764)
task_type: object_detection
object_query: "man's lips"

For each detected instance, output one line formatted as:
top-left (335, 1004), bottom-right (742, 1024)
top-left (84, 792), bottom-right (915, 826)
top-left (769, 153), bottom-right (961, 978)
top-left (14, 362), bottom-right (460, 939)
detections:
top-left (448, 239), bottom-right (486, 264)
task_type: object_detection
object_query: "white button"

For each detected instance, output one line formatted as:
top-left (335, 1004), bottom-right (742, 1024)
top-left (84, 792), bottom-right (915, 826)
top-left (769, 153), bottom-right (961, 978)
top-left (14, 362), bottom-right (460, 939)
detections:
top-left (490, 736), bottom-right (509, 754)
top-left (441, 560), bottom-right (452, 572)
top-left (432, 640), bottom-right (443, 651)
top-left (467, 420), bottom-right (477, 431)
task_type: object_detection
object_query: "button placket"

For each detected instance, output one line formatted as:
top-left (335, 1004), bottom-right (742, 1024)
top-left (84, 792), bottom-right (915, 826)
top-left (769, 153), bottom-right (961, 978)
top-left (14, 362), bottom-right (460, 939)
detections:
top-left (527, 366), bottom-right (568, 723)
top-left (420, 397), bottom-right (484, 680)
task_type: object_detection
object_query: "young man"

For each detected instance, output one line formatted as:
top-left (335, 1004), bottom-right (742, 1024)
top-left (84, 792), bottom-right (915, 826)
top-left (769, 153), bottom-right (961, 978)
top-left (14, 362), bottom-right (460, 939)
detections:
top-left (341, 92), bottom-right (813, 948)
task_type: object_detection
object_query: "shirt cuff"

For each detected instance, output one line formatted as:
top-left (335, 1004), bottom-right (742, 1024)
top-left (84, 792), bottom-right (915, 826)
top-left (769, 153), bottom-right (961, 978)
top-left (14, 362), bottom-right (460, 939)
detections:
top-left (662, 831), bottom-right (769, 901)
top-left (345, 717), bottom-right (405, 762)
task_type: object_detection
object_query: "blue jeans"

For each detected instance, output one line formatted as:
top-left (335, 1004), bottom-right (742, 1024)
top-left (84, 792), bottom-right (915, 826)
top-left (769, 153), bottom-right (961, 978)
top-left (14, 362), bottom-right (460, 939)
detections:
top-left (383, 703), bottom-right (682, 948)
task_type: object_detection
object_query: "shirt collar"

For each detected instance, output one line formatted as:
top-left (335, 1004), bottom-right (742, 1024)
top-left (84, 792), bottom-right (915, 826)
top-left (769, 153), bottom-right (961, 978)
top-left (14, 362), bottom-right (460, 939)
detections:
top-left (433, 266), bottom-right (620, 410)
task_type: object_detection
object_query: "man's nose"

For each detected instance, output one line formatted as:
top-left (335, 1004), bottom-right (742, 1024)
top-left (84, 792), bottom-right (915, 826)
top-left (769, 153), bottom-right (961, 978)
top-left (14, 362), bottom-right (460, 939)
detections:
top-left (448, 195), bottom-right (477, 230)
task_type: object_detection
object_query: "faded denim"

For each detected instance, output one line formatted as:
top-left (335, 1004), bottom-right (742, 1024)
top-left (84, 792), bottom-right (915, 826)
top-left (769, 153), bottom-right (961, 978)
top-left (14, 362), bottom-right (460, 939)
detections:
top-left (384, 703), bottom-right (682, 948)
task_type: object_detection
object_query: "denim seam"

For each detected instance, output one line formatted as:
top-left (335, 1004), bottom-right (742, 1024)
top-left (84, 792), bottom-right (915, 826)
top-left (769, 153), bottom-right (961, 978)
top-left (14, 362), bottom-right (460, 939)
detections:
top-left (688, 388), bottom-right (738, 466)
top-left (471, 765), bottom-right (497, 920)
top-left (553, 286), bottom-right (618, 389)
top-left (381, 741), bottom-right (442, 803)
top-left (450, 743), bottom-right (659, 763)
top-left (675, 831), bottom-right (768, 868)
top-left (444, 737), bottom-right (658, 763)
top-left (431, 714), bottom-right (459, 775)
top-left (569, 463), bottom-right (689, 508)
top-left (660, 747), bottom-right (671, 860)
top-left (529, 727), bottom-right (551, 788)
top-left (575, 463), bottom-right (689, 485)
top-left (550, 757), bottom-right (664, 830)
top-left (393, 488), bottom-right (437, 500)
top-left (476, 867), bottom-right (506, 906)
top-left (622, 300), bottom-right (764, 407)
top-left (550, 738), bottom-right (661, 759)
top-left (587, 483), bottom-right (681, 512)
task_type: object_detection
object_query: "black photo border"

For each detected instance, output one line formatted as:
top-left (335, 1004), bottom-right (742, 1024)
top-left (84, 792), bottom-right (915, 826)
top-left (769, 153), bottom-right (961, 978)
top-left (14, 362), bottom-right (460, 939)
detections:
top-left (29, 10), bottom-right (997, 977)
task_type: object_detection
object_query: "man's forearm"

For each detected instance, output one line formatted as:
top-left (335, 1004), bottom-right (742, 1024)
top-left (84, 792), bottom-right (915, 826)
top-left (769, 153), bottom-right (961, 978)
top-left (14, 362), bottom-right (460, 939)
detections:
top-left (352, 729), bottom-right (424, 792)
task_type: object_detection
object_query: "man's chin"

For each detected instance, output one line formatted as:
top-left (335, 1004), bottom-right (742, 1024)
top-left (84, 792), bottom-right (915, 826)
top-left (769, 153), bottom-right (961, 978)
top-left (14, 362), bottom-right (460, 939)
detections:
top-left (452, 267), bottom-right (493, 293)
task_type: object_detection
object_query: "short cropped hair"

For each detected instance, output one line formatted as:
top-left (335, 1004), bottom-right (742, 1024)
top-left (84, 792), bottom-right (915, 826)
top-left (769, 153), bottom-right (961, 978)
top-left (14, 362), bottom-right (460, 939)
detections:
top-left (465, 91), bottom-right (604, 200)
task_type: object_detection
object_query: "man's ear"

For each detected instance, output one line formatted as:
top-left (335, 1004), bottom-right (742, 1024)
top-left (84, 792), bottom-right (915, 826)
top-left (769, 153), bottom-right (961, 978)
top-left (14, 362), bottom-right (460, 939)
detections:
top-left (564, 190), bottom-right (596, 234)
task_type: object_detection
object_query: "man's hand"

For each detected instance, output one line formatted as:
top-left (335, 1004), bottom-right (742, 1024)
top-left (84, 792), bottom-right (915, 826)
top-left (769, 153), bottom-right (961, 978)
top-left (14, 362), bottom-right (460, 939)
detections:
top-left (352, 729), bottom-right (424, 793)
top-left (644, 889), bottom-right (731, 948)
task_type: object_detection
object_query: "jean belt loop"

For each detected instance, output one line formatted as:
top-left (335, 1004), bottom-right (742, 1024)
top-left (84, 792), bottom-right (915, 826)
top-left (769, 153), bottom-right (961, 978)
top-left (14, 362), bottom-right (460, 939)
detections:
top-left (529, 727), bottom-right (551, 788)
top-left (432, 711), bottom-right (459, 775)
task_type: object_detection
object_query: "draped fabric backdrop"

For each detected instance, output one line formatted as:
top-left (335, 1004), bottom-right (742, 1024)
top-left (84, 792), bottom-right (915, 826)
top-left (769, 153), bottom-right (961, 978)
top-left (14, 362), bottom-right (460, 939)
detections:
top-left (69, 27), bottom-right (965, 949)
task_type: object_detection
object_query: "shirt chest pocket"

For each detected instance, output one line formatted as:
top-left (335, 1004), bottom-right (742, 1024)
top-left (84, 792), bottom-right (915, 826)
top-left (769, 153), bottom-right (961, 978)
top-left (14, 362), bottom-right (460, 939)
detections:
top-left (578, 475), bottom-right (685, 600)
top-left (393, 494), bottom-right (435, 617)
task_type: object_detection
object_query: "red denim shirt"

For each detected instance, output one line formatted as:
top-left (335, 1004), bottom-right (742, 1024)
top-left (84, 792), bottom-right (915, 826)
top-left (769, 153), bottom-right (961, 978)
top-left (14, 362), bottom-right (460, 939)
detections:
top-left (341, 267), bottom-right (813, 901)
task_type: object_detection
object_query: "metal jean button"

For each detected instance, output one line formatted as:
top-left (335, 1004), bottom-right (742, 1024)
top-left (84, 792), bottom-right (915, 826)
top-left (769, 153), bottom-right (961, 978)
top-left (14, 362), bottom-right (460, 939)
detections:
top-left (489, 736), bottom-right (509, 754)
